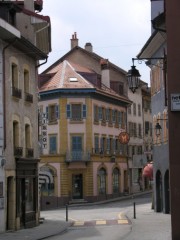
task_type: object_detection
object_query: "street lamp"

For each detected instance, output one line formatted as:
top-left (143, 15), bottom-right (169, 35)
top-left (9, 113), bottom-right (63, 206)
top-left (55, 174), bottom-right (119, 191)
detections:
top-left (127, 57), bottom-right (166, 93)
top-left (155, 122), bottom-right (162, 137)
top-left (127, 59), bottom-right (141, 93)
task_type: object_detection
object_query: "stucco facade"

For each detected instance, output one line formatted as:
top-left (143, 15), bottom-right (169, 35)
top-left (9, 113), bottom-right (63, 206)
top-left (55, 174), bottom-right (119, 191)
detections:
top-left (0, 0), bottom-right (51, 232)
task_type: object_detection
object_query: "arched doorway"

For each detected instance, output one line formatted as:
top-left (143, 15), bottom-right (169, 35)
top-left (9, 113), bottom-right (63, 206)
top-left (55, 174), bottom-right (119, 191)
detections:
top-left (156, 170), bottom-right (163, 212)
top-left (164, 170), bottom-right (170, 213)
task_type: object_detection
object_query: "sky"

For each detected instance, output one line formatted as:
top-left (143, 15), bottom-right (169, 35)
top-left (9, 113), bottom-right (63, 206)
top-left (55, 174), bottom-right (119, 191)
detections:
top-left (40, 0), bottom-right (151, 85)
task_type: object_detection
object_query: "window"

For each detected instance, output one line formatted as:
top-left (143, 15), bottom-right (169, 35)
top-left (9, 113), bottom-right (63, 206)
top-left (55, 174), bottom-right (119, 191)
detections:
top-left (25, 124), bottom-right (31, 148)
top-left (102, 107), bottom-right (106, 124)
top-left (67, 104), bottom-right (86, 121)
top-left (72, 136), bottom-right (82, 160)
top-left (139, 124), bottom-right (142, 138)
top-left (98, 168), bottom-right (106, 194)
top-left (12, 63), bottom-right (21, 98)
top-left (106, 108), bottom-right (110, 122)
top-left (128, 106), bottom-right (131, 114)
top-left (24, 69), bottom-right (33, 103)
top-left (145, 121), bottom-right (149, 135)
top-left (49, 135), bottom-right (57, 154)
top-left (13, 120), bottom-right (22, 156)
top-left (99, 107), bottom-right (102, 120)
top-left (46, 104), bottom-right (59, 123)
top-left (94, 135), bottom-right (99, 153)
top-left (133, 123), bottom-right (137, 137)
top-left (110, 82), bottom-right (124, 95)
top-left (113, 168), bottom-right (120, 193)
top-left (94, 105), bottom-right (99, 122)
top-left (100, 136), bottom-right (106, 153)
top-left (138, 104), bottom-right (141, 116)
top-left (133, 103), bottom-right (136, 116)
top-left (25, 124), bottom-right (33, 157)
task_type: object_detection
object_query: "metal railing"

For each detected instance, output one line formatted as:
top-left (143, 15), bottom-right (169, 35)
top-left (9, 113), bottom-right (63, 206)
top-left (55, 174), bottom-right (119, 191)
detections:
top-left (12, 87), bottom-right (22, 99)
top-left (25, 92), bottom-right (33, 103)
top-left (26, 148), bottom-right (34, 158)
top-left (14, 146), bottom-right (23, 157)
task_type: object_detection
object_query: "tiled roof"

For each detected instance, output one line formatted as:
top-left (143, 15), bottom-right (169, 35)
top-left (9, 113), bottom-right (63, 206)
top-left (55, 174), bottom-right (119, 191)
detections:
top-left (39, 60), bottom-right (94, 91)
top-left (39, 60), bottom-right (131, 104)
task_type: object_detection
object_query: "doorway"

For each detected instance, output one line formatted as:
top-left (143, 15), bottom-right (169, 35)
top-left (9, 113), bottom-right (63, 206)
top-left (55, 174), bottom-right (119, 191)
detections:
top-left (72, 174), bottom-right (83, 199)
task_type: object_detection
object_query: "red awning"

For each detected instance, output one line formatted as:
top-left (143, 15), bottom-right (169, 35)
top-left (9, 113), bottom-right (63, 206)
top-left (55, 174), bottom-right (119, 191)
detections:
top-left (143, 162), bottom-right (153, 179)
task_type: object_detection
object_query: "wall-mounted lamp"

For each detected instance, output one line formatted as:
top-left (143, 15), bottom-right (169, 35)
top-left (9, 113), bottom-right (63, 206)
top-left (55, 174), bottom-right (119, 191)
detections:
top-left (127, 58), bottom-right (141, 93)
top-left (155, 118), bottom-right (168, 137)
top-left (127, 56), bottom-right (166, 93)
top-left (155, 122), bottom-right (162, 137)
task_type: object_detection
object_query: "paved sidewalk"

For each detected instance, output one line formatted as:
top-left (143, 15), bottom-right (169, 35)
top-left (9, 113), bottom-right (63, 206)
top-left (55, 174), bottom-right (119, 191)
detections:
top-left (0, 219), bottom-right (72, 240)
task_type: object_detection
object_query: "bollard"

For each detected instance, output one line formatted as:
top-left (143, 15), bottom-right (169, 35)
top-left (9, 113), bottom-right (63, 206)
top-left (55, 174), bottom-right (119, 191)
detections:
top-left (66, 204), bottom-right (68, 222)
top-left (133, 201), bottom-right (136, 219)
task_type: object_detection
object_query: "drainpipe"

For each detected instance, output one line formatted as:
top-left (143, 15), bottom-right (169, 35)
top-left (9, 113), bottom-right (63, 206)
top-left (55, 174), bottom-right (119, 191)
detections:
top-left (2, 38), bottom-right (17, 150)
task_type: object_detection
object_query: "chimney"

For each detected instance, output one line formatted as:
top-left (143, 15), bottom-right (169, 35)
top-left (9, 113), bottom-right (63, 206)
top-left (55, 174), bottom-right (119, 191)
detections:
top-left (24, 0), bottom-right (34, 11)
top-left (100, 59), bottom-right (110, 88)
top-left (85, 42), bottom-right (93, 52)
top-left (71, 32), bottom-right (78, 49)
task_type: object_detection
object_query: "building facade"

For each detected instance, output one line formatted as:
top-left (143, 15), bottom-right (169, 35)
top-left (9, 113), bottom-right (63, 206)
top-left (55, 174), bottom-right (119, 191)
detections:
top-left (0, 0), bottom-right (51, 231)
top-left (137, 0), bottom-right (169, 213)
top-left (38, 36), bottom-right (132, 209)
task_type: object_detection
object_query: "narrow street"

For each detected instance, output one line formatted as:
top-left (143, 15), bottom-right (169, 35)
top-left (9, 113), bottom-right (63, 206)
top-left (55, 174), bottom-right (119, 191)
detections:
top-left (41, 193), bottom-right (152, 240)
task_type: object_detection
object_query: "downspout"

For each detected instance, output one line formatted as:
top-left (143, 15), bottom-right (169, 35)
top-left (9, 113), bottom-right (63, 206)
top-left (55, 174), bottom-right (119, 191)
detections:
top-left (2, 38), bottom-right (17, 150)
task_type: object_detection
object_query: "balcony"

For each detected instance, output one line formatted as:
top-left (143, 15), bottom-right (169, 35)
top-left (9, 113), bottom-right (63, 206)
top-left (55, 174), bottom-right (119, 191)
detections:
top-left (25, 92), bottom-right (33, 103)
top-left (14, 147), bottom-right (23, 157)
top-left (12, 87), bottom-right (22, 99)
top-left (92, 148), bottom-right (127, 156)
top-left (65, 151), bottom-right (91, 163)
top-left (26, 148), bottom-right (34, 158)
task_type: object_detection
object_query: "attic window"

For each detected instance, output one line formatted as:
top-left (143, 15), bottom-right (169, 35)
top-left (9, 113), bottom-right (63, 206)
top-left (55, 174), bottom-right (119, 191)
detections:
top-left (69, 77), bottom-right (78, 82)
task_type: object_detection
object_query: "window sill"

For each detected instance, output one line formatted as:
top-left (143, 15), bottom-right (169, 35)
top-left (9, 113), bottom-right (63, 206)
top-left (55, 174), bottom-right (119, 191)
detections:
top-left (48, 120), bottom-right (58, 125)
top-left (70, 119), bottom-right (84, 124)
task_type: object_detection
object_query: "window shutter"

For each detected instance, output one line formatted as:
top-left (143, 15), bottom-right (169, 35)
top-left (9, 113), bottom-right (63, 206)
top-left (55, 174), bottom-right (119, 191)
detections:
top-left (66, 104), bottom-right (71, 118)
top-left (55, 105), bottom-right (59, 119)
top-left (82, 104), bottom-right (87, 118)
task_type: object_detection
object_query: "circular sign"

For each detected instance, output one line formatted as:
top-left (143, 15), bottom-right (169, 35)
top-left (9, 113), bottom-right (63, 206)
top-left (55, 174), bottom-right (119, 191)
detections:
top-left (118, 132), bottom-right (130, 144)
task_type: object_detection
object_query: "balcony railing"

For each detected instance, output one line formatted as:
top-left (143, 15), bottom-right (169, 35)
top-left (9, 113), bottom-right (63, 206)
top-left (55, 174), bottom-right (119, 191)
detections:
top-left (26, 148), bottom-right (34, 158)
top-left (25, 92), bottom-right (33, 103)
top-left (14, 147), bottom-right (23, 157)
top-left (92, 148), bottom-right (127, 156)
top-left (12, 87), bottom-right (22, 99)
top-left (65, 151), bottom-right (91, 163)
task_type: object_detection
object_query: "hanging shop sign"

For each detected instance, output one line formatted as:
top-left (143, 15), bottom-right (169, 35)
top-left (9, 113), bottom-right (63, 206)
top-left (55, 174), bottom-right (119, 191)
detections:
top-left (118, 132), bottom-right (130, 144)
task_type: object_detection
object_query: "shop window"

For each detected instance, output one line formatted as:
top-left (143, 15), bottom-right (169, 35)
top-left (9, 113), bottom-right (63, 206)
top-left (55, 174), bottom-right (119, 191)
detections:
top-left (39, 166), bottom-right (55, 196)
top-left (25, 178), bottom-right (34, 212)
